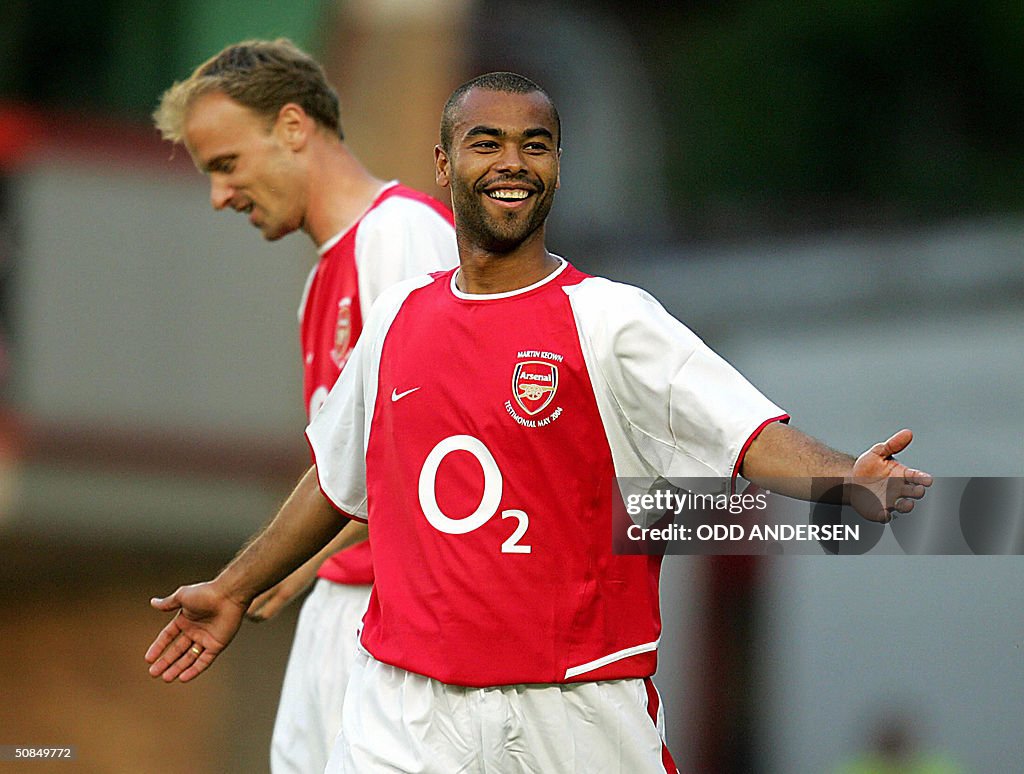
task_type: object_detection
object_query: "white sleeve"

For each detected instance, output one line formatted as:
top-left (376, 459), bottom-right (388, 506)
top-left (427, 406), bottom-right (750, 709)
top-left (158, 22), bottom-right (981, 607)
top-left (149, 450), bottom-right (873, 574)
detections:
top-left (567, 278), bottom-right (787, 482)
top-left (305, 322), bottom-right (371, 520)
top-left (305, 274), bottom-right (435, 520)
top-left (354, 198), bottom-right (458, 309)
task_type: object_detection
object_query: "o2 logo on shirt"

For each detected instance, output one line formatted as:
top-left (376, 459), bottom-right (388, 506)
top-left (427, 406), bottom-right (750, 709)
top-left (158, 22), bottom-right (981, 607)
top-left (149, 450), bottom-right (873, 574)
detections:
top-left (308, 385), bottom-right (330, 421)
top-left (417, 434), bottom-right (531, 554)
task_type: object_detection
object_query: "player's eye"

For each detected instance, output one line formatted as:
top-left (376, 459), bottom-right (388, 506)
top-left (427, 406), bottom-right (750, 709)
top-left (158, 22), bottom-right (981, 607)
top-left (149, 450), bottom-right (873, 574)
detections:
top-left (209, 158), bottom-right (236, 174)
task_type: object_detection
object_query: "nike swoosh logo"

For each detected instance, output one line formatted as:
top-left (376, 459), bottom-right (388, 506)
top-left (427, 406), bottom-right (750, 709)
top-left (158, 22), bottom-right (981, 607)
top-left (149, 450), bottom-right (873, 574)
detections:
top-left (391, 387), bottom-right (420, 402)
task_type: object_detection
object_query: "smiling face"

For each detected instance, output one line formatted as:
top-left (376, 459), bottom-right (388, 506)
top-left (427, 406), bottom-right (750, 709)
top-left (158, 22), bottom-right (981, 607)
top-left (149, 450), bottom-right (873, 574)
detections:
top-left (183, 91), bottom-right (308, 241)
top-left (436, 88), bottom-right (560, 254)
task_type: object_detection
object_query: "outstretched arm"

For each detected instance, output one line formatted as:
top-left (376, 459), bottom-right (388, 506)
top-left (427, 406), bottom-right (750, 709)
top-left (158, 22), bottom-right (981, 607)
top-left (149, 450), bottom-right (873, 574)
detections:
top-left (246, 520), bottom-right (369, 622)
top-left (740, 423), bottom-right (933, 522)
top-left (145, 465), bottom-right (349, 682)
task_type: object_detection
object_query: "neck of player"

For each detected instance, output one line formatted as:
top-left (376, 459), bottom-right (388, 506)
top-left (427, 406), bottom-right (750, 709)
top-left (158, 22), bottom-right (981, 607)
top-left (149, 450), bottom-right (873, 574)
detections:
top-left (455, 230), bottom-right (560, 295)
top-left (306, 139), bottom-right (387, 247)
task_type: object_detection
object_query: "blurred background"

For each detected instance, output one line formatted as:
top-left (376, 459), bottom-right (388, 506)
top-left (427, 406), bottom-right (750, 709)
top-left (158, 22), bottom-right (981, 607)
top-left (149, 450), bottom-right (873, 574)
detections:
top-left (1, 1), bottom-right (1021, 771)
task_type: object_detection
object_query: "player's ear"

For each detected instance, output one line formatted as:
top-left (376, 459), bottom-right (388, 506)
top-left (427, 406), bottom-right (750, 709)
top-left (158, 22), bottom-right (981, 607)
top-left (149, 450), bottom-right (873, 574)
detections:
top-left (435, 145), bottom-right (451, 188)
top-left (276, 103), bottom-right (309, 150)
top-left (555, 147), bottom-right (561, 190)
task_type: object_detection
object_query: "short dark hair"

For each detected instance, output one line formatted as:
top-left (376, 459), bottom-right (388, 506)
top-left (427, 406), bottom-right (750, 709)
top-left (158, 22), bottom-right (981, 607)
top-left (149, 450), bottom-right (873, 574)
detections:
top-left (440, 72), bottom-right (560, 152)
top-left (155, 38), bottom-right (343, 142)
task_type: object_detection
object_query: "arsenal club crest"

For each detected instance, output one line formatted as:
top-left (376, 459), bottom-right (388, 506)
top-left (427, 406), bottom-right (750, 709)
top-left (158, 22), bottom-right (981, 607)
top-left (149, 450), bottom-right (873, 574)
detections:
top-left (505, 350), bottom-right (565, 428)
top-left (512, 360), bottom-right (559, 415)
top-left (330, 297), bottom-right (353, 369)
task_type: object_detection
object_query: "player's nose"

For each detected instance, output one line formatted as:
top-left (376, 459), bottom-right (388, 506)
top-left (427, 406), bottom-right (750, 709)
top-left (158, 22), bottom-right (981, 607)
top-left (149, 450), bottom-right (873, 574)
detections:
top-left (494, 145), bottom-right (527, 174)
top-left (209, 177), bottom-right (233, 211)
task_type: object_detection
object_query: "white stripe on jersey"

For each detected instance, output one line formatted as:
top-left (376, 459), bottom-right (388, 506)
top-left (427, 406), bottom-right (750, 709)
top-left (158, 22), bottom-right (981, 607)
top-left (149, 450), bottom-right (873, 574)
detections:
top-left (564, 638), bottom-right (661, 679)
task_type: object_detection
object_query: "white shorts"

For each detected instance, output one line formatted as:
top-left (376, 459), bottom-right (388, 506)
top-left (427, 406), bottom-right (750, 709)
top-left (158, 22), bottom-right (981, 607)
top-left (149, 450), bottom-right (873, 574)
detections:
top-left (327, 650), bottom-right (678, 773)
top-left (270, 579), bottom-right (372, 774)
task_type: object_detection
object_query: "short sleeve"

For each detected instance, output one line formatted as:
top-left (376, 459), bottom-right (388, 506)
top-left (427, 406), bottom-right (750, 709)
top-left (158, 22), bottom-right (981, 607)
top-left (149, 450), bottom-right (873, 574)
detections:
top-left (354, 198), bottom-right (458, 309)
top-left (305, 273), bottom-right (436, 521)
top-left (567, 278), bottom-right (788, 483)
top-left (305, 326), bottom-right (370, 520)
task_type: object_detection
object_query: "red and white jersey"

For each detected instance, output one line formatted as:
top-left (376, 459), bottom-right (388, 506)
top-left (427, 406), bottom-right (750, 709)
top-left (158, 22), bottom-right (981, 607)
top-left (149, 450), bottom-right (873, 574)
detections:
top-left (307, 260), bottom-right (787, 686)
top-left (299, 181), bottom-right (456, 584)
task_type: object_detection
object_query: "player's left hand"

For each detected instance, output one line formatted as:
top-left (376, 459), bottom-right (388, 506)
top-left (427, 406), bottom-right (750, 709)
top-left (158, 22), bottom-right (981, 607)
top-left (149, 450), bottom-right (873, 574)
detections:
top-left (145, 581), bottom-right (246, 683)
top-left (849, 429), bottom-right (933, 523)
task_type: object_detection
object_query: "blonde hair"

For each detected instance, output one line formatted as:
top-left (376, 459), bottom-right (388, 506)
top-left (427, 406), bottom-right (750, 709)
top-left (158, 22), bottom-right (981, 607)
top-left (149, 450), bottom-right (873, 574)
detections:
top-left (153, 38), bottom-right (342, 143)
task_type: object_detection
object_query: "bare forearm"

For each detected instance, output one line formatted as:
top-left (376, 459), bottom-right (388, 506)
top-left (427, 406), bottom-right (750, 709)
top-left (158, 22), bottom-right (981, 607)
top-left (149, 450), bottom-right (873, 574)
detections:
top-left (216, 466), bottom-right (349, 605)
top-left (740, 422), bottom-right (855, 502)
top-left (315, 520), bottom-right (368, 561)
top-left (289, 520), bottom-right (369, 579)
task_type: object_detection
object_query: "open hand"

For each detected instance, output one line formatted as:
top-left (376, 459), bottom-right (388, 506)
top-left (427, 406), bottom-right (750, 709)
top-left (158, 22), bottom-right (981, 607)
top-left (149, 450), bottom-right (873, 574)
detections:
top-left (849, 429), bottom-right (933, 523)
top-left (145, 581), bottom-right (247, 683)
